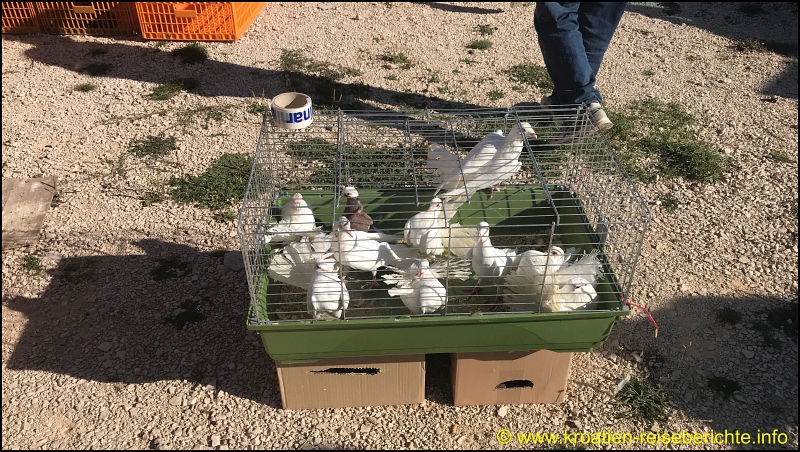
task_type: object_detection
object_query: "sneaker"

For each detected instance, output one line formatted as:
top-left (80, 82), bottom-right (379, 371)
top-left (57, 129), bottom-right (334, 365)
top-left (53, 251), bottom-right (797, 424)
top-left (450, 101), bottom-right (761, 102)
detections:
top-left (549, 102), bottom-right (613, 144)
top-left (588, 102), bottom-right (613, 131)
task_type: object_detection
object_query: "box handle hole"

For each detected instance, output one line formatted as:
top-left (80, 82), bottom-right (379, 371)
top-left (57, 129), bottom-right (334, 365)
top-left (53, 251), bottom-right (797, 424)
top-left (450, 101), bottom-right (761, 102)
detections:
top-left (312, 367), bottom-right (380, 375)
top-left (495, 379), bottom-right (533, 390)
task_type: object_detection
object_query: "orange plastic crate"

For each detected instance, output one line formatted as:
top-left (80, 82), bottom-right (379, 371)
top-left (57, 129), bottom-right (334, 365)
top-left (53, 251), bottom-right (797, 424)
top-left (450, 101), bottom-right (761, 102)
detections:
top-left (135, 2), bottom-right (266, 42)
top-left (2, 2), bottom-right (41, 33)
top-left (34, 2), bottom-right (138, 36)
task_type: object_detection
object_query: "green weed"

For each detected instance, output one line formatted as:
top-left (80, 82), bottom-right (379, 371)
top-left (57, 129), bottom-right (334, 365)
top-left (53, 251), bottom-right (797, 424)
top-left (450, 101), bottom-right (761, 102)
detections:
top-left (474, 24), bottom-right (497, 36)
top-left (459, 58), bottom-right (477, 65)
top-left (128, 134), bottom-right (177, 158)
top-left (23, 255), bottom-right (44, 275)
top-left (642, 69), bottom-right (655, 77)
top-left (506, 63), bottom-right (553, 91)
top-left (148, 78), bottom-right (199, 101)
top-left (659, 194), bottom-right (679, 212)
top-left (615, 378), bottom-right (671, 422)
top-left (384, 74), bottom-right (398, 81)
top-left (769, 150), bottom-right (794, 163)
top-left (280, 49), bottom-right (363, 78)
top-left (74, 83), bottom-right (97, 92)
top-left (733, 39), bottom-right (767, 53)
top-left (707, 376), bottom-right (741, 399)
top-left (467, 39), bottom-right (493, 50)
top-left (79, 63), bottom-right (111, 76)
top-left (716, 307), bottom-right (741, 325)
top-left (487, 90), bottom-right (505, 101)
top-left (151, 256), bottom-right (191, 281)
top-left (164, 298), bottom-right (211, 330)
top-left (247, 103), bottom-right (269, 115)
top-left (605, 99), bottom-right (726, 183)
top-left (171, 42), bottom-right (208, 64)
top-left (380, 51), bottom-right (413, 69)
top-left (169, 153), bottom-right (253, 211)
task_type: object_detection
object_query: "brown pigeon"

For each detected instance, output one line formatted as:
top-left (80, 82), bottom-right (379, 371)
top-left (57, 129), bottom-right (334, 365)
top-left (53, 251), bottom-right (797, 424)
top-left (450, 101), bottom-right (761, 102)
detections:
top-left (340, 186), bottom-right (373, 232)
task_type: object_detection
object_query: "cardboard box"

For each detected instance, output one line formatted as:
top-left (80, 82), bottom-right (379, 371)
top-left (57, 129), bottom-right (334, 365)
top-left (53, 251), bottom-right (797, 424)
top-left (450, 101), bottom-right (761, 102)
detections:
top-left (451, 350), bottom-right (572, 406)
top-left (276, 354), bottom-right (425, 410)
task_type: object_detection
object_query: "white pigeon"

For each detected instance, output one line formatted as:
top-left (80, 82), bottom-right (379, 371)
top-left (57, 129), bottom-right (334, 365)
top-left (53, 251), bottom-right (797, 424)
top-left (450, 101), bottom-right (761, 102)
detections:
top-left (267, 236), bottom-right (325, 290)
top-left (258, 193), bottom-right (321, 244)
top-left (332, 216), bottom-right (416, 286)
top-left (404, 198), bottom-right (447, 256)
top-left (383, 258), bottom-right (472, 315)
top-left (432, 129), bottom-right (505, 199)
top-left (433, 123), bottom-right (537, 200)
top-left (503, 246), bottom-right (566, 312)
top-left (480, 122), bottom-right (537, 198)
top-left (556, 277), bottom-right (599, 311)
top-left (466, 222), bottom-right (517, 301)
top-left (307, 257), bottom-right (350, 319)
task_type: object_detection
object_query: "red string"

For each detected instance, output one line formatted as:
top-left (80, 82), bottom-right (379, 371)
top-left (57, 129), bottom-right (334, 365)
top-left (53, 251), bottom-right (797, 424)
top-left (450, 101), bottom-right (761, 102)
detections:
top-left (622, 294), bottom-right (659, 337)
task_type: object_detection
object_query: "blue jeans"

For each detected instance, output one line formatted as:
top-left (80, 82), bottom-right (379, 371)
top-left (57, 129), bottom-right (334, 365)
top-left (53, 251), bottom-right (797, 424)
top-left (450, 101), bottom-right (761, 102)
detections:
top-left (534, 2), bottom-right (627, 105)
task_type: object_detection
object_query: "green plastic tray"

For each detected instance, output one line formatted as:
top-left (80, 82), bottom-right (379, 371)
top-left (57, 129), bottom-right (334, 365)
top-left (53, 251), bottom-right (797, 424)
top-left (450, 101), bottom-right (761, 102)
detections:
top-left (246, 186), bottom-right (630, 364)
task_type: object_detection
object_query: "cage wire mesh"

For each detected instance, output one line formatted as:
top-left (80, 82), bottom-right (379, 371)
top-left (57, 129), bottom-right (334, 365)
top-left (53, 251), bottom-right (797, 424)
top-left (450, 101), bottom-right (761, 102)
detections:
top-left (239, 105), bottom-right (651, 325)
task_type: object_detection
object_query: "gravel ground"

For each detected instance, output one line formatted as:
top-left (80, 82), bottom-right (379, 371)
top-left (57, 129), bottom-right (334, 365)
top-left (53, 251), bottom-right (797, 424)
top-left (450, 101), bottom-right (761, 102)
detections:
top-left (2, 2), bottom-right (798, 450)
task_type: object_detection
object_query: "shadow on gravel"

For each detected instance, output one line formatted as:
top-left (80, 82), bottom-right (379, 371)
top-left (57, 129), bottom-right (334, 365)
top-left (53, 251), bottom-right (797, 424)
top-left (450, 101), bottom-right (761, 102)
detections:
top-left (1, 34), bottom-right (481, 112)
top-left (4, 239), bottom-right (283, 407)
top-left (627, 2), bottom-right (798, 99)
top-left (609, 292), bottom-right (798, 449)
top-left (3, 239), bottom-right (457, 409)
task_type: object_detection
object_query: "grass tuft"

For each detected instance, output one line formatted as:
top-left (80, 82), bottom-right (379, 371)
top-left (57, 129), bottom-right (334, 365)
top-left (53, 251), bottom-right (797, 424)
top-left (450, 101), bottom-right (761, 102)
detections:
top-left (642, 69), bottom-right (655, 77)
top-left (615, 378), bottom-right (671, 422)
top-left (79, 63), bottom-right (111, 76)
top-left (717, 307), bottom-right (741, 325)
top-left (769, 150), bottom-right (794, 163)
top-left (247, 103), bottom-right (269, 116)
top-left (171, 42), bottom-right (208, 64)
top-left (506, 63), bottom-right (553, 91)
top-left (487, 90), bottom-right (505, 101)
top-left (74, 83), bottom-right (97, 92)
top-left (733, 38), bottom-right (767, 53)
top-left (605, 98), bottom-right (726, 183)
top-left (148, 78), bottom-right (199, 101)
top-left (380, 51), bottom-right (413, 69)
top-left (467, 39), bottom-right (493, 50)
top-left (707, 376), bottom-right (741, 398)
top-left (23, 255), bottom-right (44, 275)
top-left (169, 153), bottom-right (253, 212)
top-left (659, 194), bottom-right (679, 212)
top-left (128, 134), bottom-right (178, 158)
top-left (474, 24), bottom-right (496, 36)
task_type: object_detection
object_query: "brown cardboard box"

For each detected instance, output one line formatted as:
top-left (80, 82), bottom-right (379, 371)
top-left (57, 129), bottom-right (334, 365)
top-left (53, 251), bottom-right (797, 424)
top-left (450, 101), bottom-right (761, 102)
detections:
top-left (276, 354), bottom-right (425, 410)
top-left (451, 350), bottom-right (572, 406)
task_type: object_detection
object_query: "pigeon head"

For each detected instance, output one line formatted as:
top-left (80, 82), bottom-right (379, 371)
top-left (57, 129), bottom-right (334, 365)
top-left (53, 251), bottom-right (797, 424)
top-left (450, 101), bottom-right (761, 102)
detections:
top-left (290, 193), bottom-right (306, 207)
top-left (567, 277), bottom-right (591, 288)
top-left (519, 122), bottom-right (537, 139)
top-left (417, 259), bottom-right (430, 277)
top-left (315, 258), bottom-right (336, 272)
top-left (549, 246), bottom-right (564, 257)
top-left (337, 216), bottom-right (353, 237)
top-left (477, 221), bottom-right (491, 239)
top-left (427, 197), bottom-right (443, 211)
top-left (341, 186), bottom-right (359, 198)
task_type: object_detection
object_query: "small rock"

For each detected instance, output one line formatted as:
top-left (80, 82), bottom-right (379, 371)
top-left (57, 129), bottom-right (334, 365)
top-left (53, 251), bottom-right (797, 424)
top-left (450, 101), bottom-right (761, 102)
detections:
top-left (450, 424), bottom-right (459, 434)
top-left (152, 438), bottom-right (168, 450)
top-left (211, 435), bottom-right (221, 447)
top-left (318, 3), bottom-right (337, 10)
top-left (360, 424), bottom-right (372, 434)
top-left (457, 436), bottom-right (468, 445)
top-left (742, 349), bottom-right (754, 359)
top-left (722, 78), bottom-right (732, 83)
top-left (367, 416), bottom-right (379, 425)
top-left (355, 13), bottom-right (363, 20)
top-left (98, 342), bottom-right (112, 352)
top-left (497, 406), bottom-right (508, 418)
top-left (738, 256), bottom-right (751, 264)
top-left (168, 396), bottom-right (182, 406)
top-left (650, 422), bottom-right (660, 432)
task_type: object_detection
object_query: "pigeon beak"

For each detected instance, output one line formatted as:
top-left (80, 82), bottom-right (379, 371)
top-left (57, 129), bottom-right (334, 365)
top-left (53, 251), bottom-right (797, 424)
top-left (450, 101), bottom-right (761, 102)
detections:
top-left (346, 231), bottom-right (353, 238)
top-left (528, 132), bottom-right (538, 139)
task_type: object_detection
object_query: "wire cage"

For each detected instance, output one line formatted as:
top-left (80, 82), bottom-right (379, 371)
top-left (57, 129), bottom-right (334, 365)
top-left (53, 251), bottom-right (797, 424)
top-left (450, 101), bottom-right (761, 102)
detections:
top-left (239, 106), bottom-right (651, 362)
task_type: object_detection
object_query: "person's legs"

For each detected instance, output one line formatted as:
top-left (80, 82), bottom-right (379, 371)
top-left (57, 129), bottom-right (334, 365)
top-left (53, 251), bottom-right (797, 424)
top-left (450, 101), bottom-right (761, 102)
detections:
top-left (578, 2), bottom-right (627, 80)
top-left (534, 2), bottom-right (594, 105)
top-left (534, 2), bottom-right (626, 105)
